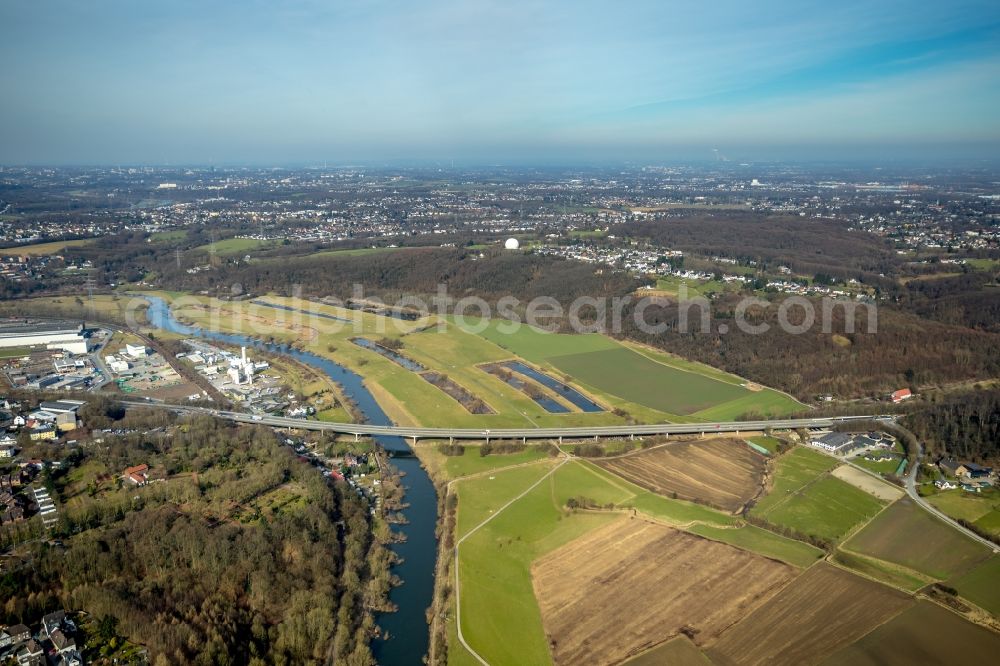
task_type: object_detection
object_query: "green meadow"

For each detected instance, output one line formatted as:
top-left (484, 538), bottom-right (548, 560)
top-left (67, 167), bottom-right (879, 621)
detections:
top-left (478, 321), bottom-right (802, 419)
top-left (843, 498), bottom-right (992, 580)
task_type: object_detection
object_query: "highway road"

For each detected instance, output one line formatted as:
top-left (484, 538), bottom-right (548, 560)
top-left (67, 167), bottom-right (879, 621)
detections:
top-left (120, 399), bottom-right (880, 441)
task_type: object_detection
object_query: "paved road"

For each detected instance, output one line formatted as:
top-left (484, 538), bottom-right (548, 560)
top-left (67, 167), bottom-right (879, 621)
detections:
top-left (904, 437), bottom-right (999, 552)
top-left (121, 399), bottom-right (880, 441)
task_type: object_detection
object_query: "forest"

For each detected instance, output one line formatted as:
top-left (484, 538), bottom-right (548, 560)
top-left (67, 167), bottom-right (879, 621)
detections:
top-left (617, 214), bottom-right (902, 288)
top-left (155, 246), bottom-right (641, 304)
top-left (0, 412), bottom-right (385, 666)
top-left (904, 388), bottom-right (1000, 462)
top-left (617, 293), bottom-right (1000, 400)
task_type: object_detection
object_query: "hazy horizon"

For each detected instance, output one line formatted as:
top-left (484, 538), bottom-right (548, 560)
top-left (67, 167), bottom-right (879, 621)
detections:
top-left (2, 0), bottom-right (998, 165)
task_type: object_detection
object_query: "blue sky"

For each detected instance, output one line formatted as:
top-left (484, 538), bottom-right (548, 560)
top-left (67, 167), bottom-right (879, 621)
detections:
top-left (1, 0), bottom-right (998, 164)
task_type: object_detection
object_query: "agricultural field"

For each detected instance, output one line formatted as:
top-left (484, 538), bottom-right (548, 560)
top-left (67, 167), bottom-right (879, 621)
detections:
top-left (821, 601), bottom-right (1000, 665)
top-left (0, 238), bottom-right (92, 255)
top-left (453, 462), bottom-right (621, 665)
top-left (157, 293), bottom-right (634, 428)
top-left (293, 245), bottom-right (410, 259)
top-left (193, 237), bottom-right (278, 254)
top-left (843, 498), bottom-right (992, 580)
top-left (927, 487), bottom-right (1000, 538)
top-left (149, 230), bottom-right (187, 243)
top-left (949, 555), bottom-right (1000, 616)
top-left (477, 321), bottom-right (802, 419)
top-left (830, 550), bottom-right (932, 592)
top-left (5, 293), bottom-right (146, 323)
top-left (829, 464), bottom-right (903, 501)
top-left (430, 444), bottom-right (554, 480)
top-left (751, 446), bottom-right (837, 514)
top-left (705, 563), bottom-right (913, 666)
top-left (687, 524), bottom-right (824, 569)
top-left (531, 519), bottom-right (796, 665)
top-left (441, 451), bottom-right (842, 666)
top-left (746, 435), bottom-right (784, 454)
top-left (624, 637), bottom-right (711, 666)
top-left (595, 438), bottom-right (767, 512)
top-left (757, 473), bottom-right (886, 542)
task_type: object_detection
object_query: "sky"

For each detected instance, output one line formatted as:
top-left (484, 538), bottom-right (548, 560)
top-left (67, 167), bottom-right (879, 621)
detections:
top-left (1, 0), bottom-right (998, 165)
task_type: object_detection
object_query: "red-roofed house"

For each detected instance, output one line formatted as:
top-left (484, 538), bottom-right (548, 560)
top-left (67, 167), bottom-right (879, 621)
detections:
top-left (890, 388), bottom-right (912, 403)
top-left (123, 464), bottom-right (149, 486)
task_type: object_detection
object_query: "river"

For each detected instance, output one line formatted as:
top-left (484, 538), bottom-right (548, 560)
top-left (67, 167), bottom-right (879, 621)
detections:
top-left (141, 296), bottom-right (436, 665)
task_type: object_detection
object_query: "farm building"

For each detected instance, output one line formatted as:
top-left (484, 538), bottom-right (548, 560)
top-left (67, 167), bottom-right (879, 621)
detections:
top-left (956, 463), bottom-right (993, 480)
top-left (811, 432), bottom-right (861, 454)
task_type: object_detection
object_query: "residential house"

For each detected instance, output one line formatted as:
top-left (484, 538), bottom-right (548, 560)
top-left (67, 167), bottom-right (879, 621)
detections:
top-left (0, 623), bottom-right (30, 648)
top-left (890, 388), bottom-right (913, 403)
top-left (41, 611), bottom-right (65, 638)
top-left (14, 638), bottom-right (44, 665)
top-left (938, 458), bottom-right (962, 477)
top-left (49, 628), bottom-right (75, 655)
top-left (124, 464), bottom-right (149, 486)
top-left (28, 426), bottom-right (56, 442)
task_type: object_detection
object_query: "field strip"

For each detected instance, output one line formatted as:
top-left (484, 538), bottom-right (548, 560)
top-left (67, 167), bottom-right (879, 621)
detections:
top-left (453, 457), bottom-right (570, 665)
top-left (622, 339), bottom-right (808, 409)
top-left (452, 457), bottom-right (553, 483)
top-left (835, 546), bottom-right (935, 587)
top-left (576, 459), bottom-right (638, 500)
top-left (756, 468), bottom-right (829, 517)
top-left (620, 340), bottom-right (746, 387)
top-left (838, 495), bottom-right (899, 545)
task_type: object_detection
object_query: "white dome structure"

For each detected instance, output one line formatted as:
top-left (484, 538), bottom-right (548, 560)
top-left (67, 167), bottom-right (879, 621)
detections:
top-left (504, 238), bottom-right (520, 250)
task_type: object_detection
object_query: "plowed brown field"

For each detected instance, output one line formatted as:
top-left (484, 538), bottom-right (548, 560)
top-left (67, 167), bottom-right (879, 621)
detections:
top-left (706, 562), bottom-right (913, 666)
top-left (596, 438), bottom-right (766, 512)
top-left (531, 518), bottom-right (796, 665)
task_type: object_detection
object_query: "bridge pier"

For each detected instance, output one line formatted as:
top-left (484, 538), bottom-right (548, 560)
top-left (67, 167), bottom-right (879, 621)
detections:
top-left (629, 434), bottom-right (634, 440)
top-left (354, 433), bottom-right (359, 442)
top-left (522, 436), bottom-right (526, 444)
top-left (449, 436), bottom-right (454, 445)
top-left (412, 436), bottom-right (418, 446)
top-left (558, 435), bottom-right (562, 444)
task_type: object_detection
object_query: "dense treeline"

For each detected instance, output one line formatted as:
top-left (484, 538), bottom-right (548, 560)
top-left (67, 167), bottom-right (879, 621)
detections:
top-left (1, 416), bottom-right (381, 665)
top-left (897, 272), bottom-right (1000, 332)
top-left (157, 247), bottom-right (640, 304)
top-left (904, 389), bottom-right (1000, 462)
top-left (618, 293), bottom-right (1000, 399)
top-left (618, 215), bottom-right (900, 288)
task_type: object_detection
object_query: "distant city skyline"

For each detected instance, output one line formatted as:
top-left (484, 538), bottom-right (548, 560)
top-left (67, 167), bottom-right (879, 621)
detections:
top-left (1, 0), bottom-right (998, 165)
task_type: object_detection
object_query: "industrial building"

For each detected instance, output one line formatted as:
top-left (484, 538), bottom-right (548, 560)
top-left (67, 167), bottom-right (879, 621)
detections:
top-left (0, 320), bottom-right (89, 355)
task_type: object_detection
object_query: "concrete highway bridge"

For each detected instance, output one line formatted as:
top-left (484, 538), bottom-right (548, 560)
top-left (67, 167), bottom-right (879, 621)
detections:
top-left (121, 400), bottom-right (881, 443)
